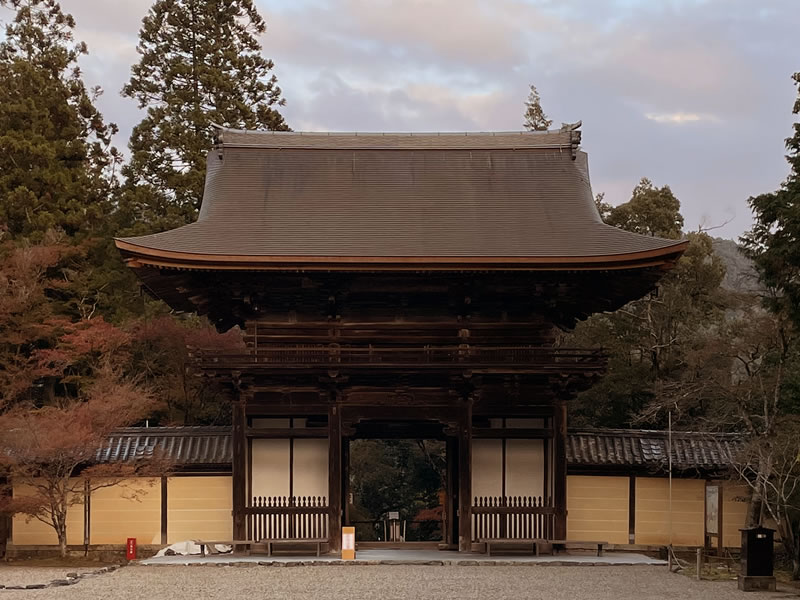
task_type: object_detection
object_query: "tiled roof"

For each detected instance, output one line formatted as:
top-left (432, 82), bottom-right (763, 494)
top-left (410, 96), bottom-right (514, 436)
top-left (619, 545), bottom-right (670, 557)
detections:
top-left (116, 125), bottom-right (686, 264)
top-left (567, 428), bottom-right (741, 473)
top-left (99, 427), bottom-right (740, 473)
top-left (97, 427), bottom-right (231, 467)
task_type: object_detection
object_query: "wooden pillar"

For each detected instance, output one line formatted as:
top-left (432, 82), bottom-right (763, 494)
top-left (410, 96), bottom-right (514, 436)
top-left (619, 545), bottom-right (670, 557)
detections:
top-left (232, 397), bottom-right (248, 541)
top-left (628, 475), bottom-right (636, 544)
top-left (328, 404), bottom-right (343, 552)
top-left (160, 476), bottom-right (168, 545)
top-left (553, 400), bottom-right (568, 540)
top-left (83, 479), bottom-right (91, 552)
top-left (446, 436), bottom-right (458, 548)
top-left (342, 438), bottom-right (351, 528)
top-left (457, 397), bottom-right (473, 552)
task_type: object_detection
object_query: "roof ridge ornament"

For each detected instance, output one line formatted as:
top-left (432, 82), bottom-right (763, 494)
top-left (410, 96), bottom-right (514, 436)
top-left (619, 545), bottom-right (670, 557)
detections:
top-left (559, 121), bottom-right (582, 160)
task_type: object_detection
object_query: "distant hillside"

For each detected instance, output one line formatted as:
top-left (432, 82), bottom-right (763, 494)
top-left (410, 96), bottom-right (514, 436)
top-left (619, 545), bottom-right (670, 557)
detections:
top-left (711, 238), bottom-right (761, 293)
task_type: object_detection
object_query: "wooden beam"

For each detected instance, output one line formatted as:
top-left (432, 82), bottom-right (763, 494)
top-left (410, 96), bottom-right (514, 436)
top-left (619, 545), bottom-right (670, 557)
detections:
top-left (472, 427), bottom-right (552, 439)
top-left (340, 404), bottom-right (456, 423)
top-left (328, 403), bottom-right (343, 553)
top-left (232, 398), bottom-right (248, 542)
top-left (473, 405), bottom-right (554, 418)
top-left (246, 427), bottom-right (328, 438)
top-left (457, 397), bottom-right (473, 552)
top-left (245, 403), bottom-right (329, 416)
top-left (552, 400), bottom-right (568, 540)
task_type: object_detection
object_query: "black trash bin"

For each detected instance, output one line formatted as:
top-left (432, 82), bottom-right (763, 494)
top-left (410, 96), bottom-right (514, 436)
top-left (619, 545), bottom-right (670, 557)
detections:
top-left (739, 527), bottom-right (776, 591)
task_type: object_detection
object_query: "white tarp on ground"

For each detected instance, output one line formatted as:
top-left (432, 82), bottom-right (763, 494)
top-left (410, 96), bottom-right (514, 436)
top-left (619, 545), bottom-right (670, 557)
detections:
top-left (154, 541), bottom-right (232, 557)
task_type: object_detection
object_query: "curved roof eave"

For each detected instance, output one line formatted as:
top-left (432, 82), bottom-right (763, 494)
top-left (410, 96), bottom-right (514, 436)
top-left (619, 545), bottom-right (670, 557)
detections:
top-left (115, 237), bottom-right (688, 272)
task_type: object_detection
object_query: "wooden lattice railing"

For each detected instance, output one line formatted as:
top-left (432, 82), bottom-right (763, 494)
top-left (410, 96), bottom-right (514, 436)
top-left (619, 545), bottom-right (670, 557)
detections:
top-left (245, 496), bottom-right (329, 541)
top-left (471, 496), bottom-right (555, 541)
top-left (191, 345), bottom-right (605, 373)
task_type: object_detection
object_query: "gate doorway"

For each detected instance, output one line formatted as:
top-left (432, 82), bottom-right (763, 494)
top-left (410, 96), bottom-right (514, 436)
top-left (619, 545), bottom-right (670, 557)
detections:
top-left (346, 423), bottom-right (449, 547)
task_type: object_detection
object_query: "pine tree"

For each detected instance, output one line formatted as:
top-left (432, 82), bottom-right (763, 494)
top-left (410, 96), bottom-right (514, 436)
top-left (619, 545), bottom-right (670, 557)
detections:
top-left (0, 0), bottom-right (120, 240)
top-left (742, 72), bottom-right (800, 328)
top-left (121, 0), bottom-right (289, 231)
top-left (522, 84), bottom-right (552, 132)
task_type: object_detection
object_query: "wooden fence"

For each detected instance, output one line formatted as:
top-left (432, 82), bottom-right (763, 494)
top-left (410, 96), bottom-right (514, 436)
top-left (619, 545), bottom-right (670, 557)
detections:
top-left (245, 496), bottom-right (328, 541)
top-left (471, 496), bottom-right (555, 541)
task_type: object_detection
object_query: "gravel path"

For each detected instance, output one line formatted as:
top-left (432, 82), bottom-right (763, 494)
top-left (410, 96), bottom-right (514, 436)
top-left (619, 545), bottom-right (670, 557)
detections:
top-left (0, 565), bottom-right (784, 599)
top-left (0, 566), bottom-right (102, 587)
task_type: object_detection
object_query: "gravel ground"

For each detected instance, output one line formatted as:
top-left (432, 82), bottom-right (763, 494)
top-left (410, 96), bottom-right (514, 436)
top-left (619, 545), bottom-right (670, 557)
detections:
top-left (0, 565), bottom-right (784, 599)
top-left (0, 566), bottom-right (103, 587)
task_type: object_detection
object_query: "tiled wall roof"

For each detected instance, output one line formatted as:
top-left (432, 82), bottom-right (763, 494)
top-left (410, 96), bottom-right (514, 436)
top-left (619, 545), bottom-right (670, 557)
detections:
top-left (99, 426), bottom-right (740, 474)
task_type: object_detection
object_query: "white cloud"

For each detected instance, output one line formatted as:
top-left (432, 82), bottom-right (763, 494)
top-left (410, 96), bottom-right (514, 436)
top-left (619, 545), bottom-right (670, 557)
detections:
top-left (644, 112), bottom-right (720, 124)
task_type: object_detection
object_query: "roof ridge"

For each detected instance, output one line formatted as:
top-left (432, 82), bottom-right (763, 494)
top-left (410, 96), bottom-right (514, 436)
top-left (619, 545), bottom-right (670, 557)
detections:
top-left (211, 126), bottom-right (574, 137)
top-left (567, 427), bottom-right (742, 437)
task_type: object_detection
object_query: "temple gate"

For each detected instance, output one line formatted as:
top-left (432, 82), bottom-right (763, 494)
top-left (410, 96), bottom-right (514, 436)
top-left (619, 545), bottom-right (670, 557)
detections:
top-left (116, 125), bottom-right (686, 552)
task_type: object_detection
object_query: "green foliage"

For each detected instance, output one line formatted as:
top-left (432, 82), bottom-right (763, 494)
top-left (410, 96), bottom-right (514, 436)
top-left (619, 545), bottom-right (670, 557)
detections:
top-left (605, 177), bottom-right (684, 239)
top-left (0, 0), bottom-right (120, 240)
top-left (349, 440), bottom-right (445, 542)
top-left (570, 181), bottom-right (725, 428)
top-left (741, 73), bottom-right (800, 328)
top-left (120, 0), bottom-right (289, 232)
top-left (523, 84), bottom-right (552, 132)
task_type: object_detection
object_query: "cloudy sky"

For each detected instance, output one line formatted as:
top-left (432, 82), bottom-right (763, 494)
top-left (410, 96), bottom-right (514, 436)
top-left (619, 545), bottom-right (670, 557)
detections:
top-left (18, 0), bottom-right (800, 238)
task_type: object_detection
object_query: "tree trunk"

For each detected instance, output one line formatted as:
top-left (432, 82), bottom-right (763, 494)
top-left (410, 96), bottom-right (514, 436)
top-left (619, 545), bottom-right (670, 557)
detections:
top-left (58, 526), bottom-right (67, 558)
top-left (745, 490), bottom-right (763, 527)
top-left (746, 457), bottom-right (771, 528)
top-left (775, 516), bottom-right (800, 580)
top-left (55, 511), bottom-right (68, 558)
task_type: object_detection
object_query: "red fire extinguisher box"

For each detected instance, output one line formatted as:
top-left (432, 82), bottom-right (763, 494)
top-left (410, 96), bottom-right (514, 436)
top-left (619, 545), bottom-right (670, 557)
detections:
top-left (126, 538), bottom-right (137, 560)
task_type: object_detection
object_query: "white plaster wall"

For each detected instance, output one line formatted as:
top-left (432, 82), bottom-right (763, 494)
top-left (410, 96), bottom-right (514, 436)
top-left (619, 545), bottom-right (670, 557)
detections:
top-left (293, 439), bottom-right (328, 498)
top-left (505, 439), bottom-right (545, 498)
top-left (251, 439), bottom-right (290, 499)
top-left (472, 439), bottom-right (502, 498)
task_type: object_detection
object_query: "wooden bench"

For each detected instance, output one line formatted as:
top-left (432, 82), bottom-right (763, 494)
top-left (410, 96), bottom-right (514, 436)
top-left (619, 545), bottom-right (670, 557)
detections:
top-left (482, 538), bottom-right (549, 556)
top-left (193, 540), bottom-right (255, 557)
top-left (264, 538), bottom-right (327, 557)
top-left (549, 539), bottom-right (608, 557)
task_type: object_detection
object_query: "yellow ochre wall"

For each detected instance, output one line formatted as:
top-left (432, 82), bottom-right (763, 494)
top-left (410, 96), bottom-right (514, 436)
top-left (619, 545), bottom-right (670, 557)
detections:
top-left (167, 476), bottom-right (232, 544)
top-left (566, 476), bottom-right (629, 545)
top-left (12, 480), bottom-right (85, 546)
top-left (634, 477), bottom-right (705, 546)
top-left (90, 479), bottom-right (161, 545)
top-left (722, 484), bottom-right (749, 548)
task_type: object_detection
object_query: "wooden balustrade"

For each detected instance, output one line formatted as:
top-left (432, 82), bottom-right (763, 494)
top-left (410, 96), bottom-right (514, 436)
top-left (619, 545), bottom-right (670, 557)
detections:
top-left (245, 496), bottom-right (329, 541)
top-left (190, 345), bottom-right (605, 374)
top-left (471, 496), bottom-right (555, 541)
